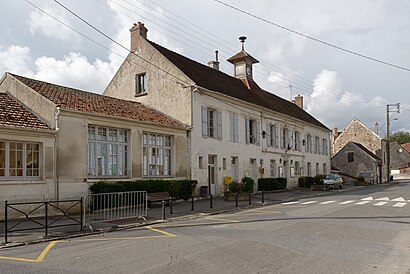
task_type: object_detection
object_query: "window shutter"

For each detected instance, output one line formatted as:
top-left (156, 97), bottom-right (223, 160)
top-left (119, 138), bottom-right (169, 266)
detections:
top-left (201, 106), bottom-right (208, 138)
top-left (229, 113), bottom-right (234, 142)
top-left (275, 126), bottom-right (279, 148)
top-left (234, 114), bottom-right (239, 142)
top-left (256, 120), bottom-right (261, 146)
top-left (288, 130), bottom-right (293, 150)
top-left (217, 111), bottom-right (222, 140)
top-left (245, 118), bottom-right (249, 144)
top-left (266, 124), bottom-right (271, 147)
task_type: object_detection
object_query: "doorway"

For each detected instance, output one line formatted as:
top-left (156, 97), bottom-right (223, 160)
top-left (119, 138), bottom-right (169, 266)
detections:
top-left (208, 155), bottom-right (216, 195)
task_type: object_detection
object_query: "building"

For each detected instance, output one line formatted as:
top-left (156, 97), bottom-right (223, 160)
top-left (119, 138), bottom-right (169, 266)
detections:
top-left (104, 22), bottom-right (331, 193)
top-left (0, 72), bottom-right (188, 219)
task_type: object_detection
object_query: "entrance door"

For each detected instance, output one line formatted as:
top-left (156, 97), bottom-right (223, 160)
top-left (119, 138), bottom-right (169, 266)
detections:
top-left (283, 161), bottom-right (289, 178)
top-left (249, 158), bottom-right (257, 182)
top-left (208, 155), bottom-right (216, 195)
top-left (231, 157), bottom-right (238, 181)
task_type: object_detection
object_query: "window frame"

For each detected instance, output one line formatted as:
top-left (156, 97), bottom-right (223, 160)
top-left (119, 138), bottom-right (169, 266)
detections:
top-left (143, 132), bottom-right (173, 177)
top-left (135, 73), bottom-right (147, 96)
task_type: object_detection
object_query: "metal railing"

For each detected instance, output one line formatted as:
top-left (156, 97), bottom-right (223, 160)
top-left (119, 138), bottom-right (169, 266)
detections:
top-left (4, 199), bottom-right (83, 243)
top-left (83, 191), bottom-right (147, 229)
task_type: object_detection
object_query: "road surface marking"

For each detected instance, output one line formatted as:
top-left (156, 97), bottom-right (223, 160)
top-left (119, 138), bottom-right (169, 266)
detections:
top-left (361, 197), bottom-right (373, 201)
top-left (392, 197), bottom-right (406, 202)
top-left (204, 217), bottom-right (240, 223)
top-left (393, 202), bottom-right (407, 208)
top-left (339, 200), bottom-right (355, 205)
top-left (0, 241), bottom-right (58, 263)
top-left (373, 202), bottom-right (388, 206)
top-left (356, 201), bottom-right (370, 205)
top-left (319, 201), bottom-right (336, 205)
top-left (301, 201), bottom-right (317, 205)
top-left (281, 201), bottom-right (300, 205)
top-left (375, 197), bottom-right (389, 201)
top-left (146, 226), bottom-right (176, 237)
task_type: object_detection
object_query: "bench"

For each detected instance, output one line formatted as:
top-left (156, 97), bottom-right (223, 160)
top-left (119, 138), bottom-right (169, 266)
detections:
top-left (146, 192), bottom-right (172, 207)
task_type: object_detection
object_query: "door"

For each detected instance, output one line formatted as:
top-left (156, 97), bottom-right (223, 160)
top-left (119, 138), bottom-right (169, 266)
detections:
top-left (249, 158), bottom-right (257, 182)
top-left (231, 157), bottom-right (238, 181)
top-left (208, 155), bottom-right (216, 195)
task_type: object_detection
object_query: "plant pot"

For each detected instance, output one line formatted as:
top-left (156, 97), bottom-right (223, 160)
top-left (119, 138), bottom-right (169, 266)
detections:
top-left (223, 192), bottom-right (249, 201)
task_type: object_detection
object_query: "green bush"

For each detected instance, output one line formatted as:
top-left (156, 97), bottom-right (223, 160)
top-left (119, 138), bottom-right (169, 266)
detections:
top-left (227, 177), bottom-right (254, 193)
top-left (89, 179), bottom-right (198, 200)
top-left (298, 176), bottom-right (324, 187)
top-left (258, 178), bottom-right (287, 191)
top-left (314, 175), bottom-right (325, 185)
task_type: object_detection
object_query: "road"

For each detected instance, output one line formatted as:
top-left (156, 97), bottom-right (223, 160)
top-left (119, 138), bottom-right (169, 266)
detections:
top-left (1, 182), bottom-right (410, 274)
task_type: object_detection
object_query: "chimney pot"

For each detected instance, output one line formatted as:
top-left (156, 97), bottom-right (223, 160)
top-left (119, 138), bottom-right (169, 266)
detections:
top-left (294, 94), bottom-right (303, 109)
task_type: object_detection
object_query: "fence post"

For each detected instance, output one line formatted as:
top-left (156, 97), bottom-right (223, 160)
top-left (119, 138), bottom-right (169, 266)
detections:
top-left (161, 201), bottom-right (166, 220)
top-left (235, 193), bottom-right (239, 208)
top-left (210, 194), bottom-right (213, 209)
top-left (191, 196), bottom-right (194, 211)
top-left (249, 191), bottom-right (252, 205)
top-left (262, 190), bottom-right (265, 204)
top-left (5, 200), bottom-right (8, 244)
top-left (169, 198), bottom-right (173, 214)
top-left (80, 197), bottom-right (84, 231)
top-left (45, 202), bottom-right (48, 238)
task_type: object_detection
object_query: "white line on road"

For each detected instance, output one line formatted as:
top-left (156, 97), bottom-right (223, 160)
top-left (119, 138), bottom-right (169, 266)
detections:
top-left (373, 202), bottom-right (388, 206)
top-left (319, 201), bottom-right (336, 205)
top-left (393, 202), bottom-right (407, 208)
top-left (281, 201), bottom-right (300, 205)
top-left (375, 197), bottom-right (390, 201)
top-left (392, 197), bottom-right (406, 202)
top-left (361, 197), bottom-right (373, 201)
top-left (339, 200), bottom-right (355, 205)
top-left (300, 201), bottom-right (317, 205)
top-left (356, 201), bottom-right (370, 205)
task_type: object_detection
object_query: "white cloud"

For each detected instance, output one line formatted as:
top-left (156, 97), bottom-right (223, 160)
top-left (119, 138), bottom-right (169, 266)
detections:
top-left (27, 4), bottom-right (78, 42)
top-left (0, 45), bottom-right (34, 77)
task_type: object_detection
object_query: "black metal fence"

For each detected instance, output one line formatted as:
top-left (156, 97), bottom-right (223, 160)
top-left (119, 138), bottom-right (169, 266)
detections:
top-left (4, 198), bottom-right (83, 243)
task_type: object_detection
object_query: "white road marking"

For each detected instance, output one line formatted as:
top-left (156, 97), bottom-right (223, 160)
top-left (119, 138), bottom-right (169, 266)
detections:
top-left (301, 201), bottom-right (317, 205)
top-left (361, 197), bottom-right (373, 201)
top-left (393, 202), bottom-right (407, 208)
top-left (356, 201), bottom-right (370, 205)
top-left (392, 197), bottom-right (406, 202)
top-left (281, 201), bottom-right (300, 205)
top-left (374, 202), bottom-right (388, 206)
top-left (375, 197), bottom-right (390, 201)
top-left (339, 200), bottom-right (355, 205)
top-left (319, 201), bottom-right (336, 205)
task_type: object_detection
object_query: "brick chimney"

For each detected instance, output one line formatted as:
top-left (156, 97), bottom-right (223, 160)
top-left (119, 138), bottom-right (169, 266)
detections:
top-left (294, 94), bottom-right (303, 109)
top-left (333, 127), bottom-right (339, 141)
top-left (208, 50), bottom-right (220, 70)
top-left (130, 22), bottom-right (148, 52)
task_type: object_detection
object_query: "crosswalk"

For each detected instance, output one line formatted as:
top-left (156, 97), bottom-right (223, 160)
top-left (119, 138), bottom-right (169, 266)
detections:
top-left (281, 196), bottom-right (410, 208)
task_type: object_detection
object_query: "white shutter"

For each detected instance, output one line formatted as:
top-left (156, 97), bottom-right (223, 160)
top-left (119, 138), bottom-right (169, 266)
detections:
top-left (201, 106), bottom-right (208, 137)
top-left (266, 124), bottom-right (271, 147)
top-left (217, 111), bottom-right (222, 140)
top-left (245, 118), bottom-right (249, 144)
top-left (229, 113), bottom-right (234, 142)
top-left (275, 126), bottom-right (279, 148)
top-left (256, 120), bottom-right (261, 146)
top-left (234, 114), bottom-right (239, 142)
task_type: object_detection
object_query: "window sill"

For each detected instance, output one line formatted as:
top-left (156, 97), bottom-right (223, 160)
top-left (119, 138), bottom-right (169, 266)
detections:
top-left (134, 92), bottom-right (148, 98)
top-left (0, 179), bottom-right (46, 185)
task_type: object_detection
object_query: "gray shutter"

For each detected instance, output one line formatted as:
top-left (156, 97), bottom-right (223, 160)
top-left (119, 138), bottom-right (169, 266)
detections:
top-left (245, 118), bottom-right (249, 144)
top-left (234, 114), bottom-right (239, 142)
top-left (201, 106), bottom-right (208, 137)
top-left (229, 113), bottom-right (233, 142)
top-left (275, 126), bottom-right (279, 148)
top-left (266, 124), bottom-right (271, 147)
top-left (289, 130), bottom-right (293, 150)
top-left (256, 120), bottom-right (261, 146)
top-left (217, 111), bottom-right (222, 140)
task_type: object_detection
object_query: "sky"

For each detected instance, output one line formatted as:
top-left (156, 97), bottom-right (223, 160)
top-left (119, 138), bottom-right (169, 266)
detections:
top-left (1, 0), bottom-right (409, 136)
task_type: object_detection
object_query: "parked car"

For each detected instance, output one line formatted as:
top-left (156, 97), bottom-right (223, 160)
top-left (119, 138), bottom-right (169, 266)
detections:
top-left (323, 174), bottom-right (343, 189)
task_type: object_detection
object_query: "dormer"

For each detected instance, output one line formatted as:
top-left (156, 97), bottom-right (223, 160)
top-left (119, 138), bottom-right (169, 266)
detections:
top-left (227, 36), bottom-right (259, 80)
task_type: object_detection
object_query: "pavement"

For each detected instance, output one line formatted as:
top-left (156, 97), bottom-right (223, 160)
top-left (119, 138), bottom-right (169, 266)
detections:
top-left (0, 181), bottom-right (400, 248)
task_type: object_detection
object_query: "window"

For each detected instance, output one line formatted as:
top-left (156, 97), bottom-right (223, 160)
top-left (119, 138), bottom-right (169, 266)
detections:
top-left (306, 134), bottom-right (312, 153)
top-left (135, 73), bottom-right (147, 95)
top-left (294, 131), bottom-right (301, 151)
top-left (307, 162), bottom-right (312, 176)
top-left (231, 157), bottom-right (238, 181)
top-left (295, 161), bottom-right (300, 173)
top-left (223, 158), bottom-right (227, 170)
top-left (199, 156), bottom-right (203, 169)
top-left (270, 159), bottom-right (276, 177)
top-left (281, 128), bottom-right (289, 149)
top-left (0, 141), bottom-right (41, 179)
top-left (229, 112), bottom-right (239, 142)
top-left (143, 132), bottom-right (172, 177)
top-left (322, 139), bottom-right (328, 155)
top-left (266, 124), bottom-right (277, 148)
top-left (314, 137), bottom-right (320, 154)
top-left (202, 106), bottom-right (222, 140)
top-left (245, 118), bottom-right (260, 145)
top-left (88, 126), bottom-right (128, 177)
top-left (347, 152), bottom-right (354, 163)
top-left (316, 163), bottom-right (320, 175)
top-left (323, 163), bottom-right (327, 174)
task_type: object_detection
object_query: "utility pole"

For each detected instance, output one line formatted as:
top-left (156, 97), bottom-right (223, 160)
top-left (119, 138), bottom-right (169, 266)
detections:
top-left (386, 103), bottom-right (400, 182)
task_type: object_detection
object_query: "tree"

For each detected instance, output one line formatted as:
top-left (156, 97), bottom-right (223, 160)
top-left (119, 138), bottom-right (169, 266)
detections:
top-left (389, 130), bottom-right (410, 144)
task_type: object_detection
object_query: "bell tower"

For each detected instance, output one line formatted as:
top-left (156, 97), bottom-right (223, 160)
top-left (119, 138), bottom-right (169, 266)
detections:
top-left (227, 36), bottom-right (259, 80)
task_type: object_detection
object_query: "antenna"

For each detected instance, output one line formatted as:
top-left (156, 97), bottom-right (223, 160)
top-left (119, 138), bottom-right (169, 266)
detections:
top-left (215, 50), bottom-right (219, 62)
top-left (289, 85), bottom-right (293, 100)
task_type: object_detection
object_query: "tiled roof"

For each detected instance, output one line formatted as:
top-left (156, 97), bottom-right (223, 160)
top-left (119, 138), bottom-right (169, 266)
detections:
top-left (148, 40), bottom-right (328, 130)
top-left (0, 93), bottom-right (51, 131)
top-left (402, 143), bottom-right (410, 153)
top-left (10, 74), bottom-right (186, 129)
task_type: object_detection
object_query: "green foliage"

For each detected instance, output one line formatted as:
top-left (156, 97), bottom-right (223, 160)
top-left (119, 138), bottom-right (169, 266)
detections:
top-left (89, 179), bottom-right (197, 200)
top-left (257, 178), bottom-right (287, 191)
top-left (298, 176), bottom-right (324, 188)
top-left (227, 177), bottom-right (254, 193)
top-left (389, 130), bottom-right (410, 144)
top-left (241, 176), bottom-right (254, 192)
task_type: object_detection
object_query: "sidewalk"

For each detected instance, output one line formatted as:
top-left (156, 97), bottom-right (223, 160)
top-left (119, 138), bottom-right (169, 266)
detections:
top-left (0, 182), bottom-right (394, 247)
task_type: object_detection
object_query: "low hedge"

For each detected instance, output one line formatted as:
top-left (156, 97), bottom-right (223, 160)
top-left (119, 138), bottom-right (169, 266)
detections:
top-left (90, 179), bottom-right (198, 200)
top-left (298, 175), bottom-right (325, 188)
top-left (257, 177), bottom-right (287, 191)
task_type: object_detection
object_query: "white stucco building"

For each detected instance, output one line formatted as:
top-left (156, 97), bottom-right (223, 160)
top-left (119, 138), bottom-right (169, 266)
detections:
top-left (104, 22), bottom-right (331, 194)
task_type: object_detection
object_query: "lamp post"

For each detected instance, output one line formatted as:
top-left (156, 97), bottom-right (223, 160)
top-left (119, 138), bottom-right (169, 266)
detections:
top-left (386, 103), bottom-right (400, 182)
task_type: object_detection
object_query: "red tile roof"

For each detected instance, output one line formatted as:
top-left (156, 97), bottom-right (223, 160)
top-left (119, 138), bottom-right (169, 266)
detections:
top-left (402, 143), bottom-right (410, 153)
top-left (10, 74), bottom-right (186, 129)
top-left (148, 40), bottom-right (328, 130)
top-left (0, 93), bottom-right (51, 131)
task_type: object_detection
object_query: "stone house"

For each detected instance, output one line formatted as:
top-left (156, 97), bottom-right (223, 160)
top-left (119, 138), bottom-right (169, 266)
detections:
top-left (104, 22), bottom-right (331, 193)
top-left (331, 142), bottom-right (382, 184)
top-left (0, 73), bottom-right (188, 219)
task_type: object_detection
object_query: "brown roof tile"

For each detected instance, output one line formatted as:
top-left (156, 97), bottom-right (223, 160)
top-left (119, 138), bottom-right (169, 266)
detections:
top-left (148, 40), bottom-right (328, 130)
top-left (402, 143), bottom-right (410, 153)
top-left (10, 74), bottom-right (186, 129)
top-left (0, 93), bottom-right (51, 131)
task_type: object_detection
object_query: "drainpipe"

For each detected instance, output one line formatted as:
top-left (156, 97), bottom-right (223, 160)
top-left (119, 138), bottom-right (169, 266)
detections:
top-left (188, 85), bottom-right (197, 180)
top-left (54, 107), bottom-right (60, 201)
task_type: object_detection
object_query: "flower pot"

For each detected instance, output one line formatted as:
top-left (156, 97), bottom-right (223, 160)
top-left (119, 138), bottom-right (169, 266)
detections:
top-left (223, 192), bottom-right (249, 201)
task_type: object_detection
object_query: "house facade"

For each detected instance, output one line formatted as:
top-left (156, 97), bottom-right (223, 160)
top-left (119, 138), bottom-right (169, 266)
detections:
top-left (0, 73), bottom-right (188, 219)
top-left (104, 22), bottom-right (331, 193)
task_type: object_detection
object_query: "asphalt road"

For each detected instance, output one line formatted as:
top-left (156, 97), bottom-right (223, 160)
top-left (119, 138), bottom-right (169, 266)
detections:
top-left (1, 182), bottom-right (410, 274)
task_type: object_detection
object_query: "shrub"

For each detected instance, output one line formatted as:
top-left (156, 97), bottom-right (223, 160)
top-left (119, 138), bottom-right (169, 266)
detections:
top-left (227, 177), bottom-right (254, 193)
top-left (298, 177), bottom-right (315, 188)
top-left (314, 175), bottom-right (325, 185)
top-left (258, 178), bottom-right (287, 191)
top-left (241, 176), bottom-right (254, 193)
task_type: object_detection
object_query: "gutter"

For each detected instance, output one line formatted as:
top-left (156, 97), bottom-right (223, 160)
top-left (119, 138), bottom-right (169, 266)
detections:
top-left (54, 107), bottom-right (60, 201)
